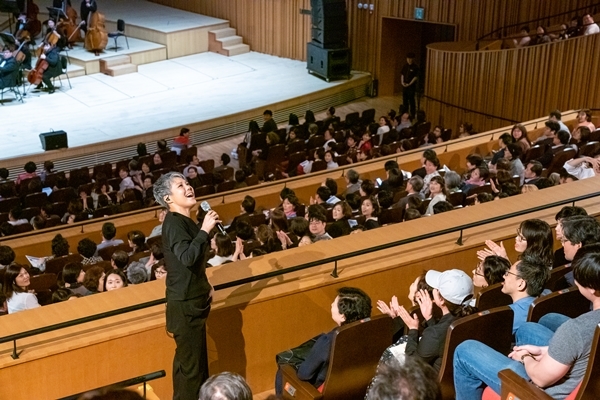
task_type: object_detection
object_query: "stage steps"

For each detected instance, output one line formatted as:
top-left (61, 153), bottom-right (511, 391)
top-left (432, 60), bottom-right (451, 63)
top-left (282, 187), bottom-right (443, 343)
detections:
top-left (208, 26), bottom-right (250, 56)
top-left (100, 55), bottom-right (138, 76)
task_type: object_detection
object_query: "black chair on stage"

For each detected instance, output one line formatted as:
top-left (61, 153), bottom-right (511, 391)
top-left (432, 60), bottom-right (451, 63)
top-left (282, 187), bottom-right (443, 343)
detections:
top-left (108, 19), bottom-right (129, 52)
top-left (0, 66), bottom-right (24, 105)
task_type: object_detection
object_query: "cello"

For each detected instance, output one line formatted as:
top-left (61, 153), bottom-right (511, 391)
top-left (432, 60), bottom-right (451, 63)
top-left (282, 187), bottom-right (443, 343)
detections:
top-left (27, 31), bottom-right (60, 85)
top-left (84, 9), bottom-right (107, 56)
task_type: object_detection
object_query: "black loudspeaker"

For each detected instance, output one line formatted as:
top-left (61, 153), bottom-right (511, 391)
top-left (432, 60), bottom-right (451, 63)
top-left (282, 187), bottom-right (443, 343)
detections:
top-left (307, 42), bottom-right (351, 82)
top-left (39, 130), bottom-right (68, 150)
top-left (310, 0), bottom-right (348, 48)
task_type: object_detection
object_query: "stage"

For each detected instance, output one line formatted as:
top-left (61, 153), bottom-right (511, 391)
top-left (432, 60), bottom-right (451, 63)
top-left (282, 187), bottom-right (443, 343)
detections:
top-left (0, 0), bottom-right (370, 176)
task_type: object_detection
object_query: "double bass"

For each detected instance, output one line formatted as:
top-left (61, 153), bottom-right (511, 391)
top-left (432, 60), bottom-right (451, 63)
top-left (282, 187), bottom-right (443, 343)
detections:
top-left (56, 3), bottom-right (82, 47)
top-left (23, 0), bottom-right (42, 38)
top-left (84, 9), bottom-right (107, 55)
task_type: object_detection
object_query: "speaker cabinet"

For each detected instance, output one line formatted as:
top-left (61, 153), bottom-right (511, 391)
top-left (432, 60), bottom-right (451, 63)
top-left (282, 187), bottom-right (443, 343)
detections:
top-left (307, 43), bottom-right (351, 82)
top-left (39, 130), bottom-right (68, 151)
top-left (310, 0), bottom-right (348, 48)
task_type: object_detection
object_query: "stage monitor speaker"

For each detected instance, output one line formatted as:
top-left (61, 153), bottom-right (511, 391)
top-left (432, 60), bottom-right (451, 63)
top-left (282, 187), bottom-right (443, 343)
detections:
top-left (307, 42), bottom-right (351, 82)
top-left (310, 0), bottom-right (348, 48)
top-left (39, 130), bottom-right (68, 151)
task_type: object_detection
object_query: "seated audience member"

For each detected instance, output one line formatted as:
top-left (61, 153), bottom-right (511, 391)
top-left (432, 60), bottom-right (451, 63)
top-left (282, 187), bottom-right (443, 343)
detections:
top-left (208, 234), bottom-right (243, 266)
top-left (3, 264), bottom-right (41, 313)
top-left (256, 225), bottom-right (283, 253)
top-left (359, 179), bottom-right (376, 198)
top-left (16, 161), bottom-right (38, 185)
top-left (111, 250), bottom-right (129, 271)
top-left (96, 222), bottom-right (125, 255)
top-left (342, 169), bottom-right (362, 196)
top-left (308, 211), bottom-right (332, 242)
top-left (462, 165), bottom-right (489, 195)
top-left (511, 124), bottom-right (531, 153)
top-left (148, 208), bottom-right (167, 239)
top-left (7, 207), bottom-right (28, 226)
top-left (361, 196), bottom-right (380, 230)
top-left (538, 130), bottom-right (570, 168)
top-left (227, 195), bottom-right (255, 233)
top-left (477, 219), bottom-right (554, 267)
top-left (521, 184), bottom-right (538, 194)
top-left (404, 208), bottom-right (421, 221)
top-left (171, 127), bottom-right (190, 155)
top-left (311, 186), bottom-right (334, 209)
top-left (199, 372), bottom-right (252, 400)
top-left (548, 109), bottom-right (570, 134)
top-left (490, 133), bottom-right (514, 167)
top-left (156, 139), bottom-right (170, 155)
top-left (523, 160), bottom-right (543, 185)
top-left (378, 269), bottom-right (475, 371)
top-left (472, 255), bottom-right (510, 290)
top-left (504, 254), bottom-right (550, 333)
top-left (140, 243), bottom-right (164, 273)
top-left (534, 177), bottom-right (554, 190)
top-left (529, 25), bottom-right (551, 45)
top-left (104, 269), bottom-right (128, 291)
top-left (425, 176), bottom-right (447, 215)
top-left (432, 201), bottom-right (454, 215)
top-left (394, 176), bottom-right (424, 210)
top-left (323, 178), bottom-right (341, 204)
top-left (559, 215), bottom-right (600, 285)
top-left (327, 201), bottom-right (352, 238)
top-left (275, 287), bottom-right (372, 395)
top-left (117, 167), bottom-right (135, 197)
top-left (127, 261), bottom-right (148, 284)
top-left (453, 244), bottom-right (600, 399)
top-left (0, 167), bottom-right (10, 183)
top-left (378, 161), bottom-right (400, 191)
top-left (234, 170), bottom-right (247, 189)
top-left (582, 13), bottom-right (600, 35)
top-left (78, 238), bottom-right (103, 265)
top-left (464, 154), bottom-right (483, 179)
top-left (127, 230), bottom-right (148, 255)
top-left (457, 122), bottom-right (474, 138)
top-left (534, 120), bottom-right (560, 144)
top-left (444, 171), bottom-right (462, 194)
top-left (150, 260), bottom-right (167, 281)
top-left (421, 156), bottom-right (441, 196)
top-left (0, 245), bottom-right (15, 269)
top-left (366, 356), bottom-right (441, 400)
top-left (83, 266), bottom-right (105, 294)
top-left (186, 166), bottom-right (202, 189)
top-left (282, 193), bottom-right (301, 219)
top-left (563, 154), bottom-right (600, 179)
top-left (52, 288), bottom-right (81, 303)
top-left (60, 262), bottom-right (88, 296)
top-left (553, 206), bottom-right (588, 268)
top-left (377, 190), bottom-right (394, 211)
top-left (182, 154), bottom-right (205, 177)
top-left (504, 143), bottom-right (525, 185)
top-left (214, 153), bottom-right (232, 175)
top-left (324, 150), bottom-right (338, 170)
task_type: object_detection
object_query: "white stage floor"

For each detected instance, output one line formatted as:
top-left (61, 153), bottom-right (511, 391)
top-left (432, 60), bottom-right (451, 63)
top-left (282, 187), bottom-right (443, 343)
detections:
top-left (1, 51), bottom-right (369, 162)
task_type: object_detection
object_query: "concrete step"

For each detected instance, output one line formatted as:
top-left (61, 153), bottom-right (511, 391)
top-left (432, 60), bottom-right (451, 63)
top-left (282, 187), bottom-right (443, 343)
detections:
top-left (100, 55), bottom-right (131, 69)
top-left (223, 43), bottom-right (250, 56)
top-left (104, 63), bottom-right (138, 77)
top-left (209, 27), bottom-right (236, 39)
top-left (219, 35), bottom-right (243, 47)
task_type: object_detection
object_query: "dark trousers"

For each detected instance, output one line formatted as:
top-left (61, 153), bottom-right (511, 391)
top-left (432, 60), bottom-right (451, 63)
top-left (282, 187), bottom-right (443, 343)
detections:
top-left (42, 73), bottom-right (55, 89)
top-left (402, 88), bottom-right (416, 118)
top-left (167, 296), bottom-right (211, 400)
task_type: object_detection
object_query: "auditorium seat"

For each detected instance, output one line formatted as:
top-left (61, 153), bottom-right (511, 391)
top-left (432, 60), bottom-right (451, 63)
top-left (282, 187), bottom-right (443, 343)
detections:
top-left (45, 253), bottom-right (83, 275)
top-left (98, 243), bottom-right (131, 261)
top-left (279, 315), bottom-right (393, 400)
top-left (23, 192), bottom-right (48, 208)
top-left (544, 264), bottom-right (571, 292)
top-left (475, 283), bottom-right (512, 311)
top-left (438, 307), bottom-right (514, 400)
top-left (527, 286), bottom-right (591, 323)
top-left (0, 196), bottom-right (21, 213)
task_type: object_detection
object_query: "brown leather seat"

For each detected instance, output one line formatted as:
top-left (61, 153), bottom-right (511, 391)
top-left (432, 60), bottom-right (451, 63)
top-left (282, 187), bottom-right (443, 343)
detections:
top-left (527, 286), bottom-right (591, 323)
top-left (279, 314), bottom-right (393, 400)
top-left (45, 254), bottom-right (83, 275)
top-left (438, 307), bottom-right (514, 400)
top-left (475, 282), bottom-right (512, 311)
top-left (98, 243), bottom-right (131, 261)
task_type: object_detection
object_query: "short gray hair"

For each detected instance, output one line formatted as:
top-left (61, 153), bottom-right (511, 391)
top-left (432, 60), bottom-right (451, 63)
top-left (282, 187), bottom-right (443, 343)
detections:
top-left (199, 372), bottom-right (252, 400)
top-left (347, 169), bottom-right (360, 184)
top-left (444, 171), bottom-right (461, 190)
top-left (153, 172), bottom-right (186, 208)
top-left (127, 261), bottom-right (148, 284)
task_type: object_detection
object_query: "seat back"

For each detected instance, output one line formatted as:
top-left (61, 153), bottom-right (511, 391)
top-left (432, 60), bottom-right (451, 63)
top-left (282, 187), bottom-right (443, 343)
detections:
top-left (117, 19), bottom-right (125, 32)
top-left (321, 315), bottom-right (393, 399)
top-left (438, 307), bottom-right (514, 400)
top-left (360, 108), bottom-right (376, 125)
top-left (45, 253), bottom-right (83, 275)
top-left (98, 242), bottom-right (131, 261)
top-left (0, 196), bottom-right (21, 213)
top-left (344, 112), bottom-right (360, 128)
top-left (545, 264), bottom-right (572, 292)
top-left (547, 148), bottom-right (577, 175)
top-left (198, 159), bottom-right (215, 173)
top-left (475, 282), bottom-right (512, 311)
top-left (311, 160), bottom-right (327, 173)
top-left (378, 207), bottom-right (404, 225)
top-left (523, 144), bottom-right (547, 164)
top-left (447, 191), bottom-right (466, 207)
top-left (527, 286), bottom-right (591, 323)
top-left (216, 180), bottom-right (235, 193)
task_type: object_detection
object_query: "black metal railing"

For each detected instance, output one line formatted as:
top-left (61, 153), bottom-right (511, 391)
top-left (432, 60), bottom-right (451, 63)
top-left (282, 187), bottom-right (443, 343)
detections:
top-left (2, 186), bottom-right (599, 358)
top-left (58, 370), bottom-right (166, 400)
top-left (421, 94), bottom-right (519, 124)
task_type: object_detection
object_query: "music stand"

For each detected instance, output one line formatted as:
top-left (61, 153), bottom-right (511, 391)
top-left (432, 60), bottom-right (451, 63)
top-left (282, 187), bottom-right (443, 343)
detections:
top-left (0, 32), bottom-right (17, 49)
top-left (0, 1), bottom-right (20, 33)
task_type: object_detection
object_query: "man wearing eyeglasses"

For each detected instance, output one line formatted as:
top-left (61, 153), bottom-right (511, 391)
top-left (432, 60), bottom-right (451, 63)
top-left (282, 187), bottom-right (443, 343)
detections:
top-left (560, 216), bottom-right (600, 286)
top-left (501, 254), bottom-right (550, 334)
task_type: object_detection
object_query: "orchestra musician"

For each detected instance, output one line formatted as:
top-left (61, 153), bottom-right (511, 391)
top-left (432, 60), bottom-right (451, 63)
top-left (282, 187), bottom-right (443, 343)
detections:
top-left (80, 0), bottom-right (97, 33)
top-left (44, 20), bottom-right (68, 50)
top-left (14, 14), bottom-right (34, 69)
top-left (35, 43), bottom-right (61, 94)
top-left (0, 47), bottom-right (19, 90)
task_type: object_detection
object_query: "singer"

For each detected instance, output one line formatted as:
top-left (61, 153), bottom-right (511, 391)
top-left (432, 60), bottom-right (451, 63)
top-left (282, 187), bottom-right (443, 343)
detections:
top-left (153, 172), bottom-right (220, 400)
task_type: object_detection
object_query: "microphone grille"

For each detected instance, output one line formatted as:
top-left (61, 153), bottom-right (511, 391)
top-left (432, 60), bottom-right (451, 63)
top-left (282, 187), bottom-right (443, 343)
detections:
top-left (200, 201), bottom-right (211, 212)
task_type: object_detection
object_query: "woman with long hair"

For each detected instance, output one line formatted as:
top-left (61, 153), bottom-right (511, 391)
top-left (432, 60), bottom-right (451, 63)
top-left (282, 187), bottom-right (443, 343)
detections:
top-left (3, 264), bottom-right (41, 313)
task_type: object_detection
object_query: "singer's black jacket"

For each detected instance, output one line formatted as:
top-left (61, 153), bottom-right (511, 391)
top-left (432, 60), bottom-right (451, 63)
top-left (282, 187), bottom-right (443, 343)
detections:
top-left (162, 211), bottom-right (212, 301)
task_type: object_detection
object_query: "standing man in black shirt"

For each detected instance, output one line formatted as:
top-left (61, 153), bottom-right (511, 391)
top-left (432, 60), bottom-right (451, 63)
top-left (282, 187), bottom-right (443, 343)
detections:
top-left (261, 109), bottom-right (278, 133)
top-left (154, 172), bottom-right (220, 400)
top-left (400, 52), bottom-right (419, 118)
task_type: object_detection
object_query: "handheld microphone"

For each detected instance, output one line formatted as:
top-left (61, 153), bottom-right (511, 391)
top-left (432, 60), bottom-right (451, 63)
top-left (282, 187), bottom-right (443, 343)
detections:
top-left (200, 201), bottom-right (226, 235)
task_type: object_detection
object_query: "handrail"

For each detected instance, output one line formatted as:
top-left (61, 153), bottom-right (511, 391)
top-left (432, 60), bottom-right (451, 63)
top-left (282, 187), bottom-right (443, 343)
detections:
top-left (422, 94), bottom-right (519, 124)
top-left (3, 184), bottom-right (600, 358)
top-left (477, 2), bottom-right (600, 42)
top-left (58, 370), bottom-right (166, 400)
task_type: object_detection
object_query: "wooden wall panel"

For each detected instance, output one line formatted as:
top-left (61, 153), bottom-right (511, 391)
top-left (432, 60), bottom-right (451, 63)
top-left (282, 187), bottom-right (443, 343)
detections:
top-left (425, 33), bottom-right (600, 135)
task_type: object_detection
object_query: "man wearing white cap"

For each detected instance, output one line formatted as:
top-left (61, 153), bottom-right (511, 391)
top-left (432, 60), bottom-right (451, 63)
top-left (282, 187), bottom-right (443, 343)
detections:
top-left (381, 268), bottom-right (475, 372)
